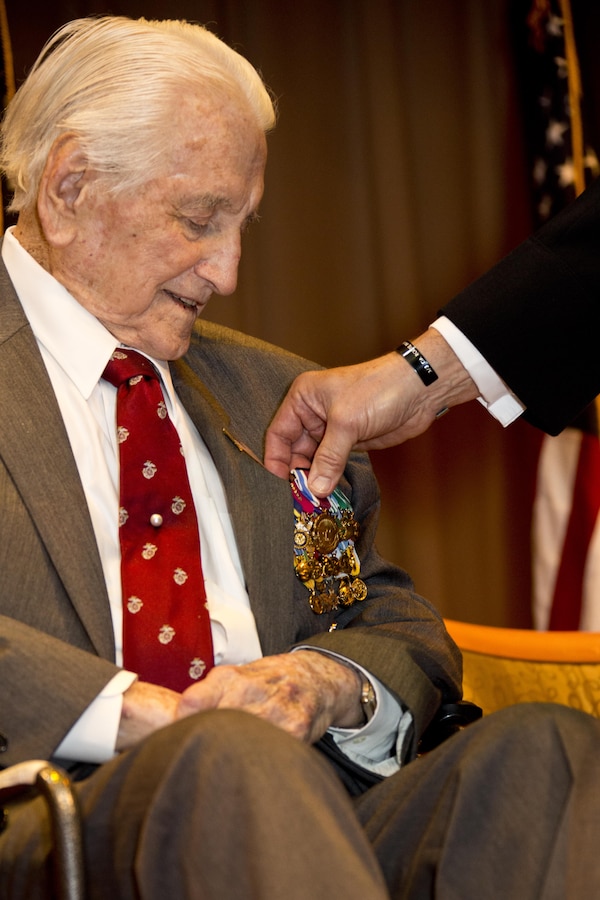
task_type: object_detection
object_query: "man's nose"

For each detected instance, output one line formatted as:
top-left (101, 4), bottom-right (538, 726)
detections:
top-left (193, 234), bottom-right (241, 296)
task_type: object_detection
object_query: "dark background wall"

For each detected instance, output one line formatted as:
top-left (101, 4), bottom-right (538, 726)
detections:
top-left (4, 0), bottom-right (599, 626)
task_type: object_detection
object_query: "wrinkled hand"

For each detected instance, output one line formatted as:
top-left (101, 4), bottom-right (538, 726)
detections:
top-left (177, 650), bottom-right (364, 744)
top-left (116, 679), bottom-right (181, 751)
top-left (264, 353), bottom-right (416, 495)
top-left (264, 329), bottom-right (478, 497)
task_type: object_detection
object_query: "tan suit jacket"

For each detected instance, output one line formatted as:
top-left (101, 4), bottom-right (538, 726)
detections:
top-left (0, 259), bottom-right (461, 767)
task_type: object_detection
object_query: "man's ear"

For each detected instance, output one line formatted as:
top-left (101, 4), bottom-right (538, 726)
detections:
top-left (37, 134), bottom-right (92, 247)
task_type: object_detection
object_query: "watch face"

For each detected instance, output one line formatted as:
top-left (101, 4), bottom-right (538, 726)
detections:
top-left (361, 682), bottom-right (376, 720)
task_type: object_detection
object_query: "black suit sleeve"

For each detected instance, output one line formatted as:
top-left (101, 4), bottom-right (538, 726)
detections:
top-left (441, 176), bottom-right (600, 435)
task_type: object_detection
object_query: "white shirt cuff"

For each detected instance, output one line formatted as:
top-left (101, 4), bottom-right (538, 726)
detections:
top-left (54, 670), bottom-right (137, 764)
top-left (431, 316), bottom-right (525, 426)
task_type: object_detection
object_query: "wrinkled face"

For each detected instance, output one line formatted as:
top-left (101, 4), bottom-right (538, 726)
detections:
top-left (51, 92), bottom-right (267, 359)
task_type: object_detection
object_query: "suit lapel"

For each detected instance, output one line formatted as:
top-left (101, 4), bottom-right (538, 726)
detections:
top-left (171, 360), bottom-right (296, 656)
top-left (0, 252), bottom-right (297, 661)
top-left (0, 270), bottom-right (114, 658)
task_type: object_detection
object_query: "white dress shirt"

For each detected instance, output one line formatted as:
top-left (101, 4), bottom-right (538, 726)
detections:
top-left (3, 229), bottom-right (408, 772)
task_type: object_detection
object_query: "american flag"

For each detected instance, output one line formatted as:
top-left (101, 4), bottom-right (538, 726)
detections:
top-left (524, 0), bottom-right (600, 629)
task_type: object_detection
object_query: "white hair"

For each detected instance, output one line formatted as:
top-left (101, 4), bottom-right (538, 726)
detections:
top-left (0, 16), bottom-right (276, 212)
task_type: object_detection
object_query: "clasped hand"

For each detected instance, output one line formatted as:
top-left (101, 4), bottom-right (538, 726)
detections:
top-left (178, 651), bottom-right (364, 742)
top-left (117, 650), bottom-right (364, 751)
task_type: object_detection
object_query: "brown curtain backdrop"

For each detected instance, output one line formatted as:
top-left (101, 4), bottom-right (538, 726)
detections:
top-left (5, 0), bottom-right (548, 626)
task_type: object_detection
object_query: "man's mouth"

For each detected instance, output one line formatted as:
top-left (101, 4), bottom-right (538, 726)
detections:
top-left (165, 289), bottom-right (201, 313)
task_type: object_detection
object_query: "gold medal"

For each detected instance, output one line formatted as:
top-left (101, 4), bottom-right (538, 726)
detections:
top-left (338, 510), bottom-right (359, 542)
top-left (291, 469), bottom-right (367, 615)
top-left (351, 578), bottom-right (368, 602)
top-left (294, 530), bottom-right (308, 548)
top-left (310, 590), bottom-right (337, 614)
top-left (312, 513), bottom-right (339, 553)
top-left (294, 557), bottom-right (313, 582)
top-left (337, 577), bottom-right (353, 606)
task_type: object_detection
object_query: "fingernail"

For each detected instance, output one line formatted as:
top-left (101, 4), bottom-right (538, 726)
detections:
top-left (311, 476), bottom-right (331, 496)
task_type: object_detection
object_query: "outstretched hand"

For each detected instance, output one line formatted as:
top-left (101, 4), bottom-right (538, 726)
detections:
top-left (264, 329), bottom-right (478, 497)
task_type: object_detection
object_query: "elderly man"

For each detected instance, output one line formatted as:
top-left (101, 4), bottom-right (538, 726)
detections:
top-left (1, 15), bottom-right (600, 900)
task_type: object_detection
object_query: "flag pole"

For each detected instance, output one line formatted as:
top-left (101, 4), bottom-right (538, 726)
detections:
top-left (560, 0), bottom-right (584, 196)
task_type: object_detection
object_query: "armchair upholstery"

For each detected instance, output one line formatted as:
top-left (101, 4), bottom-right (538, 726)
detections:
top-left (444, 618), bottom-right (600, 717)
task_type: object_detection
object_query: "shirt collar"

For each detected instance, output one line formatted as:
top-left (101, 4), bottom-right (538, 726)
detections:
top-left (1, 228), bottom-right (173, 400)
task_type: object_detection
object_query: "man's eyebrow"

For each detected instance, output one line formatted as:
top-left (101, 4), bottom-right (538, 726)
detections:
top-left (179, 193), bottom-right (234, 212)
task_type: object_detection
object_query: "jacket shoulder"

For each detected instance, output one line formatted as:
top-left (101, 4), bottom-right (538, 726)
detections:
top-left (187, 320), bottom-right (322, 397)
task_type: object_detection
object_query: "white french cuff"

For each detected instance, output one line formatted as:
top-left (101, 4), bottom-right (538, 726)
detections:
top-left (54, 669), bottom-right (137, 764)
top-left (431, 316), bottom-right (525, 426)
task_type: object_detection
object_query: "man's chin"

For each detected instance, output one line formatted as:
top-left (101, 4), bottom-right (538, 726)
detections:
top-left (133, 330), bottom-right (194, 362)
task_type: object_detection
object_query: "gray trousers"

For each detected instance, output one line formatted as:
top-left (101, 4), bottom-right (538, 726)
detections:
top-left (1, 703), bottom-right (599, 899)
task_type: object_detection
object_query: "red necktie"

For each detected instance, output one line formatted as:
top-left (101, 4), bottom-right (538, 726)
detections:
top-left (103, 348), bottom-right (214, 691)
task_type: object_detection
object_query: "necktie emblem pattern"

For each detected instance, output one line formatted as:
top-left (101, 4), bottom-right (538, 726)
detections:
top-left (103, 348), bottom-right (214, 691)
